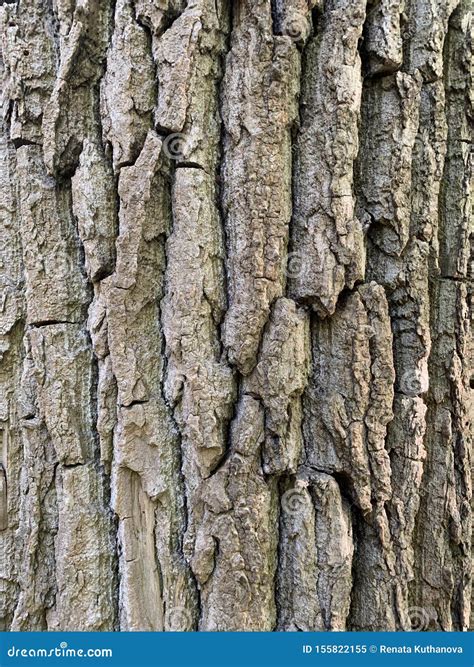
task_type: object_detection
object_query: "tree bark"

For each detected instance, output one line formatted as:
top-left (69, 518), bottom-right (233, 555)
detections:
top-left (0, 0), bottom-right (472, 632)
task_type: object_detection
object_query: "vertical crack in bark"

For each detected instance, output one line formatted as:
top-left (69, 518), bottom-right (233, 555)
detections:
top-left (413, 0), bottom-right (472, 631)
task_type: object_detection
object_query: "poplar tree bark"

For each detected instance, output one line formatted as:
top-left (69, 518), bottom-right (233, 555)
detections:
top-left (0, 0), bottom-right (472, 632)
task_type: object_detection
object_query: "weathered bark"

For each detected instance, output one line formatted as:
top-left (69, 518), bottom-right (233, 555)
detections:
top-left (0, 0), bottom-right (471, 632)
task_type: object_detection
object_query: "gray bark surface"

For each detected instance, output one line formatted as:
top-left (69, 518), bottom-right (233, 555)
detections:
top-left (0, 0), bottom-right (472, 631)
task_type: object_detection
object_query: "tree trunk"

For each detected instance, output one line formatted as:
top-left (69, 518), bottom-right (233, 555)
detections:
top-left (0, 0), bottom-right (471, 632)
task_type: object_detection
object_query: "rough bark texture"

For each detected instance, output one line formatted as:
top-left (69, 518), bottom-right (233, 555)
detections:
top-left (0, 0), bottom-right (472, 632)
